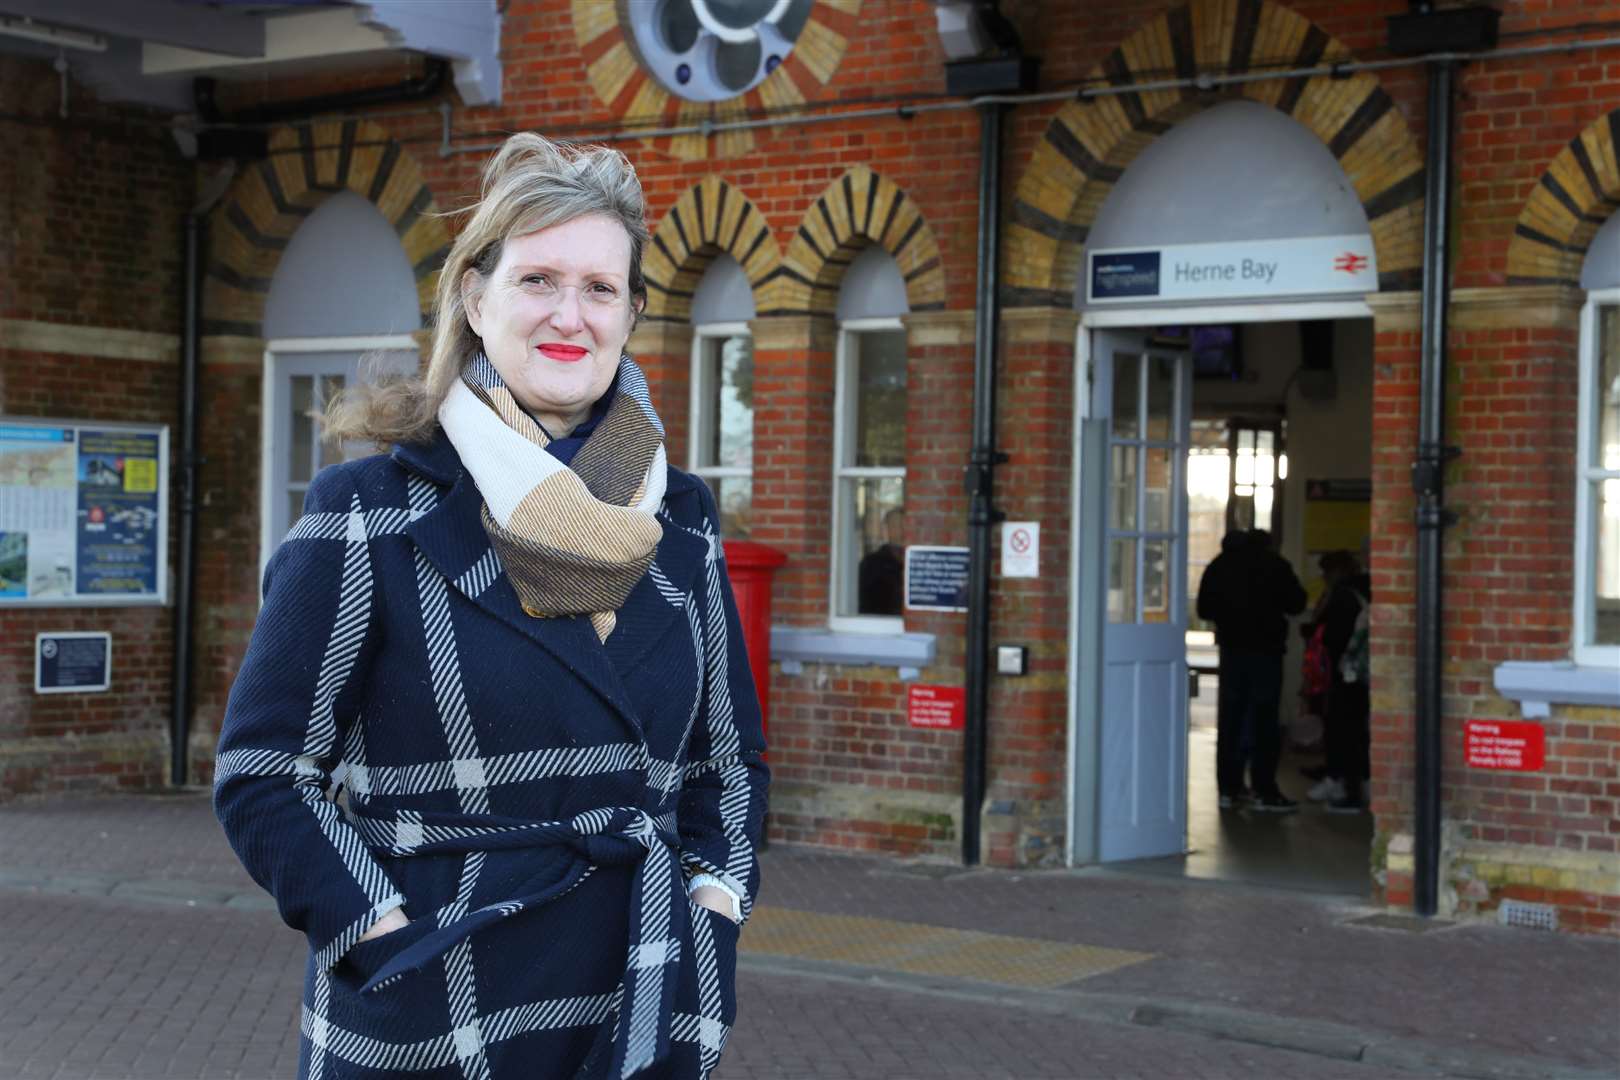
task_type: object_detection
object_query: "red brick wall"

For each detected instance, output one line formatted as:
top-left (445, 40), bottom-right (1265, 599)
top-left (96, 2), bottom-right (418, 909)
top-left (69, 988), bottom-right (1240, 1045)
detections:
top-left (0, 57), bottom-right (187, 330)
top-left (0, 56), bottom-right (190, 799)
top-left (1361, 0), bottom-right (1620, 930)
top-left (4, 4), bottom-right (1617, 934)
top-left (0, 348), bottom-right (181, 798)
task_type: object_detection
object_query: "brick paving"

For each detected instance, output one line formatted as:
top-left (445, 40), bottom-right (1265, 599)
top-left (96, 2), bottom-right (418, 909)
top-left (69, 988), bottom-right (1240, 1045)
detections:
top-left (2, 793), bottom-right (1617, 1080)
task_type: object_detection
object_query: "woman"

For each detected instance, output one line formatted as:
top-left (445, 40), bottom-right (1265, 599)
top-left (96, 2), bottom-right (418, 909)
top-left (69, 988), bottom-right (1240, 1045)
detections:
top-left (214, 133), bottom-right (768, 1079)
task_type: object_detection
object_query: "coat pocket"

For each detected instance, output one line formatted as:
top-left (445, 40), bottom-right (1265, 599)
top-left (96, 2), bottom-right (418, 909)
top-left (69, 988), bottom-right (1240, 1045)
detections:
top-left (339, 914), bottom-right (438, 988)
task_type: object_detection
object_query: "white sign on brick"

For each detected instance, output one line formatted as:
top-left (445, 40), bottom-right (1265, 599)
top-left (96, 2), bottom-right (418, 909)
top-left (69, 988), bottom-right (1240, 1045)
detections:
top-left (1001, 521), bottom-right (1039, 579)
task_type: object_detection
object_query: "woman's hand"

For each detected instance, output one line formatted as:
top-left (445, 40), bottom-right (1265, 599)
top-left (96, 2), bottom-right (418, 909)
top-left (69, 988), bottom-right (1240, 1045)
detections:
top-left (690, 884), bottom-right (740, 924)
top-left (356, 906), bottom-right (410, 943)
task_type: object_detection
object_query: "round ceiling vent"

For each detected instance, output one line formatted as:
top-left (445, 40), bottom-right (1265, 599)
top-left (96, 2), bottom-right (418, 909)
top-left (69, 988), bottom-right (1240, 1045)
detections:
top-left (626, 0), bottom-right (815, 102)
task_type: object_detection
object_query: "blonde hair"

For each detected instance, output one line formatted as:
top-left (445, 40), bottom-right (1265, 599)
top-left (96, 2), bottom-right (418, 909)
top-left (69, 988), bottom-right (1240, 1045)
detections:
top-left (324, 133), bottom-right (650, 446)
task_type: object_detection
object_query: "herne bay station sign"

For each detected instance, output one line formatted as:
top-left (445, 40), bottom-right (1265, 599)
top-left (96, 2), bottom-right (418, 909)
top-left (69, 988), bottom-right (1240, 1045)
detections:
top-left (1087, 234), bottom-right (1378, 304)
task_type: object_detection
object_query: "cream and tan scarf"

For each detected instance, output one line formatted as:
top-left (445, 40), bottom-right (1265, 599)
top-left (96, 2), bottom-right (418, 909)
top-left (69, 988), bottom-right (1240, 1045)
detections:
top-left (438, 352), bottom-right (666, 641)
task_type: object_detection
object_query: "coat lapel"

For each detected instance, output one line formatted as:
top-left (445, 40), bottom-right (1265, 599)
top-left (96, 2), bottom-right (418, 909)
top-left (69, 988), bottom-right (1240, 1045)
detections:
top-left (391, 434), bottom-right (648, 737)
top-left (607, 470), bottom-right (712, 673)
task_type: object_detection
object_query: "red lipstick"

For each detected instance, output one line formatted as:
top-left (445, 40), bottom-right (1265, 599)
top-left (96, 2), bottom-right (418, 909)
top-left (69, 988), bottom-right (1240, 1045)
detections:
top-left (538, 344), bottom-right (588, 361)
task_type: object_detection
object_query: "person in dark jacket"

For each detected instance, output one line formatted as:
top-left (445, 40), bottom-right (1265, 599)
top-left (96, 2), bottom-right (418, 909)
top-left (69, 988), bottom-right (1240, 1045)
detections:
top-left (1309, 553), bottom-right (1371, 813)
top-left (1196, 528), bottom-right (1307, 812)
top-left (214, 134), bottom-right (768, 1079)
top-left (857, 508), bottom-right (905, 615)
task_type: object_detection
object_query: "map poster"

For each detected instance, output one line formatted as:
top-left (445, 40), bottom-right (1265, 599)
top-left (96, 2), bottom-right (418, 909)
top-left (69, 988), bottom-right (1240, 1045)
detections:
top-left (0, 419), bottom-right (167, 605)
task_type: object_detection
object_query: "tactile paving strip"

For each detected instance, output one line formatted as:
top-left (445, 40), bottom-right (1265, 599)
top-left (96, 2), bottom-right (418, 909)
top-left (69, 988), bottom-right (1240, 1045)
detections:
top-left (739, 906), bottom-right (1153, 989)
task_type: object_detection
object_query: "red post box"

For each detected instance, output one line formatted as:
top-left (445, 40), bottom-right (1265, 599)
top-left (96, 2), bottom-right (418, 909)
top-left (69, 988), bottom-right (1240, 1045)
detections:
top-left (721, 540), bottom-right (787, 745)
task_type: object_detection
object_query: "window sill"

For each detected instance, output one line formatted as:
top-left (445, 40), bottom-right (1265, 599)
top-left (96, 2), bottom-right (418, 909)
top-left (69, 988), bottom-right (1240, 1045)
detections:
top-left (1492, 660), bottom-right (1620, 719)
top-left (770, 625), bottom-right (936, 678)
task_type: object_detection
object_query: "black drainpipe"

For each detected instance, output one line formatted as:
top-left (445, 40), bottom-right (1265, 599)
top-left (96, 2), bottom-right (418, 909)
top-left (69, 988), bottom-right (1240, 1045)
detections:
top-left (1391, 0), bottom-right (1497, 922)
top-left (171, 208), bottom-right (204, 786)
top-left (1412, 55), bottom-right (1460, 917)
top-left (173, 59), bottom-right (453, 779)
top-left (962, 100), bottom-right (1007, 865)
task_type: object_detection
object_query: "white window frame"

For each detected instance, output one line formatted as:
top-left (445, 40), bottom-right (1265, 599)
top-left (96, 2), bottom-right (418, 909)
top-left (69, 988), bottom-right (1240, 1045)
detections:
top-left (259, 334), bottom-right (418, 583)
top-left (829, 317), bottom-right (907, 634)
top-left (1575, 288), bottom-right (1620, 668)
top-left (687, 323), bottom-right (753, 526)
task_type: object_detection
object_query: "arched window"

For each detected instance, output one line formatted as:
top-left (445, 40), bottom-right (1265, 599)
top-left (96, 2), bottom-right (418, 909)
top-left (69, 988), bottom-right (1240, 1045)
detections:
top-left (688, 255), bottom-right (756, 538)
top-left (261, 191), bottom-right (421, 569)
top-left (832, 245), bottom-right (909, 630)
top-left (1577, 210), bottom-right (1620, 664)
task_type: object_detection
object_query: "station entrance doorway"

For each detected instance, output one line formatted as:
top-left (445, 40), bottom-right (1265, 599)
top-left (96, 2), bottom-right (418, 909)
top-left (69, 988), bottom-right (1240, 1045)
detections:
top-left (1069, 307), bottom-right (1375, 895)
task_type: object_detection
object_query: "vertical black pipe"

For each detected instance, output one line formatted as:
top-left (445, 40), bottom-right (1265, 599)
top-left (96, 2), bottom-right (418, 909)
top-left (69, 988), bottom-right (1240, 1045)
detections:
top-left (1413, 59), bottom-right (1456, 917)
top-left (963, 103), bottom-right (1006, 865)
top-left (170, 211), bottom-right (202, 787)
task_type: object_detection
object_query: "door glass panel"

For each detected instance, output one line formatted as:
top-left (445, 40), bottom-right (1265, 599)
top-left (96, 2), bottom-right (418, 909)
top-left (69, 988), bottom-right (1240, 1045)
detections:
top-left (1144, 447), bottom-right (1173, 532)
top-left (1109, 445), bottom-right (1138, 530)
top-left (1142, 538), bottom-right (1170, 623)
top-left (1112, 353), bottom-right (1141, 439)
top-left (289, 376), bottom-right (314, 482)
top-left (1146, 355), bottom-right (1175, 440)
top-left (317, 375), bottom-right (346, 470)
top-left (288, 489), bottom-right (306, 529)
top-left (1108, 536), bottom-right (1137, 623)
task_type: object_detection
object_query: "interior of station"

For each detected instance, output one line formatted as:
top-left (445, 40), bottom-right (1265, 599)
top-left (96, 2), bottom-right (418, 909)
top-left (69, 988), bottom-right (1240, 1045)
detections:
top-left (1143, 317), bottom-right (1376, 896)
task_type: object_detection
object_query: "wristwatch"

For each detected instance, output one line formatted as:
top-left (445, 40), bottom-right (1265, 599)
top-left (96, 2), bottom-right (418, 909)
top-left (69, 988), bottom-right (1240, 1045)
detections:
top-left (687, 873), bottom-right (742, 923)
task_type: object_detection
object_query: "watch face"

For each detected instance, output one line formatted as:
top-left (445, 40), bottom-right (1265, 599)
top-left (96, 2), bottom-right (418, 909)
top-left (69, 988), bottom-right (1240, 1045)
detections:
top-left (623, 0), bottom-right (814, 102)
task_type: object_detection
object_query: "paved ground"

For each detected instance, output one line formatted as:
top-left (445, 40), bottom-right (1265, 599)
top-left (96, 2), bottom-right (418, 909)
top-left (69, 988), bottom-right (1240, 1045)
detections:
top-left (2, 792), bottom-right (1617, 1080)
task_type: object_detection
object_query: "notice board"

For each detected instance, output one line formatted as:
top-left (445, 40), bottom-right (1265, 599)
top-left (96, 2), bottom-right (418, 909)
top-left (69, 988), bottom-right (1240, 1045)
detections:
top-left (0, 418), bottom-right (169, 606)
top-left (35, 632), bottom-right (112, 694)
top-left (905, 546), bottom-right (970, 612)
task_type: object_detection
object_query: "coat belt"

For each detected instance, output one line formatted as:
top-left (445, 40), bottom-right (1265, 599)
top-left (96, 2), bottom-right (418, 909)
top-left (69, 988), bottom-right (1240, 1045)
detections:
top-left (346, 803), bottom-right (685, 1078)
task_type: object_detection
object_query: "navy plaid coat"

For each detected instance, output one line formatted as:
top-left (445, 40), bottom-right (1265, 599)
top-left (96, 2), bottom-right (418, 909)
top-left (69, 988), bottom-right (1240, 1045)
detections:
top-left (215, 429), bottom-right (769, 1079)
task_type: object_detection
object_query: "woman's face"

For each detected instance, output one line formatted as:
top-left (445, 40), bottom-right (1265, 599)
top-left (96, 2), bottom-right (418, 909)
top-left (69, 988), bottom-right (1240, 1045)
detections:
top-left (464, 213), bottom-right (638, 435)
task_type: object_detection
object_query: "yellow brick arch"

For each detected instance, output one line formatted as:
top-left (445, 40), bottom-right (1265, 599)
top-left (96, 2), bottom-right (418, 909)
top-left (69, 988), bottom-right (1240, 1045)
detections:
top-left (202, 119), bottom-right (449, 337)
top-left (1506, 108), bottom-right (1620, 286)
top-left (641, 176), bottom-right (781, 323)
top-left (772, 166), bottom-right (945, 316)
top-left (1005, 0), bottom-right (1426, 307)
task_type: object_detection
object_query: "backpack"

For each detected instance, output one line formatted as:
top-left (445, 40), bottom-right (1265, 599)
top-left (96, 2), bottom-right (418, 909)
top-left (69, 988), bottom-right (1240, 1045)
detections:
top-left (1302, 622), bottom-right (1331, 697)
top-left (1339, 589), bottom-right (1370, 684)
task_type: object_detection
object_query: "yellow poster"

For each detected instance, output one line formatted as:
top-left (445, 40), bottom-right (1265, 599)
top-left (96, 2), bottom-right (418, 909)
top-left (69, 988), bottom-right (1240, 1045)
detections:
top-left (123, 458), bottom-right (158, 494)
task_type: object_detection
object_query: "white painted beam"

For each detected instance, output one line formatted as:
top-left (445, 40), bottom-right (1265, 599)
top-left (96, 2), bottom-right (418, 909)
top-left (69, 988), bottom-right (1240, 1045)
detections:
top-left (141, 7), bottom-right (393, 76)
top-left (0, 0), bottom-right (265, 57)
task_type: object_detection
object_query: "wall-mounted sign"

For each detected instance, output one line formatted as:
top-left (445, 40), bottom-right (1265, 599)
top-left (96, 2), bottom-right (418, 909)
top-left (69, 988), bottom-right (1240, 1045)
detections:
top-left (1087, 234), bottom-right (1377, 304)
top-left (1464, 720), bottom-right (1545, 772)
top-left (35, 632), bottom-right (112, 694)
top-left (907, 684), bottom-right (965, 730)
top-left (0, 419), bottom-right (168, 606)
top-left (904, 546), bottom-right (970, 612)
top-left (1001, 521), bottom-right (1040, 579)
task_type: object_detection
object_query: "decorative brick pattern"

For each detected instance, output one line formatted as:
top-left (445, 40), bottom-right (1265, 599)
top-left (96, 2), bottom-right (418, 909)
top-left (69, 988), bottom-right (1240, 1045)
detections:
top-left (1004, 0), bottom-right (1426, 307)
top-left (1505, 107), bottom-right (1620, 285)
top-left (643, 175), bottom-right (782, 322)
top-left (202, 120), bottom-right (449, 337)
top-left (569, 0), bottom-right (861, 162)
top-left (775, 166), bottom-right (947, 315)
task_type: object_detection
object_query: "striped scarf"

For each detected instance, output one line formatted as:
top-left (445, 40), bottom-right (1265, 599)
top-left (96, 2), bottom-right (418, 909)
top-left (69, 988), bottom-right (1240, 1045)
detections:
top-left (438, 353), bottom-right (666, 642)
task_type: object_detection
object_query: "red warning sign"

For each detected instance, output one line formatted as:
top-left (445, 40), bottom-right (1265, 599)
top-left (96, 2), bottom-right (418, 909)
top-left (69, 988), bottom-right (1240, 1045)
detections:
top-left (908, 685), bottom-right (966, 730)
top-left (1464, 720), bottom-right (1545, 772)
